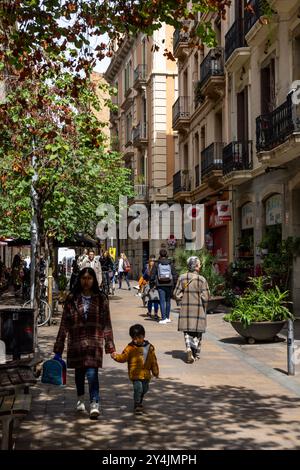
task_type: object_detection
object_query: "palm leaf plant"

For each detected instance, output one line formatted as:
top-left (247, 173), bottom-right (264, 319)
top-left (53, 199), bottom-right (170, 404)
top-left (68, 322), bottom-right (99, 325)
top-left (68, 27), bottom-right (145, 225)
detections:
top-left (223, 277), bottom-right (294, 328)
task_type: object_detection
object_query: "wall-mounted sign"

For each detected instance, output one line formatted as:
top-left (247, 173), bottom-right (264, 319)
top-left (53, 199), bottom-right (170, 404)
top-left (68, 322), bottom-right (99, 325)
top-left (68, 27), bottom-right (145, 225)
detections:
top-left (217, 201), bottom-right (232, 222)
top-left (266, 194), bottom-right (282, 226)
top-left (241, 202), bottom-right (254, 229)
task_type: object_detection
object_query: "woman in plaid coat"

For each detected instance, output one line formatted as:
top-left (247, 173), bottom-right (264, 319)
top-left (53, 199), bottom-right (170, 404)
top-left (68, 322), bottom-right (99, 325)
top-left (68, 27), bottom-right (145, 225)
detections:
top-left (173, 256), bottom-right (210, 364)
top-left (53, 267), bottom-right (115, 419)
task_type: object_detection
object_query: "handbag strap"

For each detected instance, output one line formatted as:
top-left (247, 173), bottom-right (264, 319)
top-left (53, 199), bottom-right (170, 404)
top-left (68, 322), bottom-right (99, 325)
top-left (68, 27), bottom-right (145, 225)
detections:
top-left (182, 273), bottom-right (198, 291)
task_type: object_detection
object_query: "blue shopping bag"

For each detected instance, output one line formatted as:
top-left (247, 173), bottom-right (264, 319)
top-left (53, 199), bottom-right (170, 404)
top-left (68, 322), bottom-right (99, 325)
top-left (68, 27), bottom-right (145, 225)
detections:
top-left (41, 357), bottom-right (66, 386)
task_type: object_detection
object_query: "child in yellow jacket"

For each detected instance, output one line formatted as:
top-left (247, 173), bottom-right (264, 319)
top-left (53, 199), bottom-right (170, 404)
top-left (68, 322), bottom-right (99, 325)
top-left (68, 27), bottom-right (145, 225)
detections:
top-left (111, 324), bottom-right (159, 414)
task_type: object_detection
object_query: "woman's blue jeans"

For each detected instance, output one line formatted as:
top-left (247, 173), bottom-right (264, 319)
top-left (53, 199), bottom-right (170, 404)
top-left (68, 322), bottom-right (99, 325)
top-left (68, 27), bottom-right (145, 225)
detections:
top-left (75, 367), bottom-right (100, 403)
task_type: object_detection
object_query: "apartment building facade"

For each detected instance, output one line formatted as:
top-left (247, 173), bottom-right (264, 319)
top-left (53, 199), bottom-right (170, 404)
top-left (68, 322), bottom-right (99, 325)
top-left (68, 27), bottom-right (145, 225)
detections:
top-left (105, 26), bottom-right (177, 277)
top-left (173, 0), bottom-right (300, 312)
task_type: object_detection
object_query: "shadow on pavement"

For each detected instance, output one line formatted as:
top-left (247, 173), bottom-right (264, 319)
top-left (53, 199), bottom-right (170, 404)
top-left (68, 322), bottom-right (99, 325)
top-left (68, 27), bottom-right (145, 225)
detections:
top-left (17, 365), bottom-right (300, 450)
top-left (219, 336), bottom-right (286, 345)
top-left (164, 350), bottom-right (186, 362)
top-left (15, 327), bottom-right (300, 450)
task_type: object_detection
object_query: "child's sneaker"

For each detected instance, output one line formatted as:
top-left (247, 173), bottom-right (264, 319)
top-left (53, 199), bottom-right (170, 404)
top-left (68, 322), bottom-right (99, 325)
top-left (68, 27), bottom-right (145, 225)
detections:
top-left (90, 401), bottom-right (100, 419)
top-left (76, 397), bottom-right (86, 412)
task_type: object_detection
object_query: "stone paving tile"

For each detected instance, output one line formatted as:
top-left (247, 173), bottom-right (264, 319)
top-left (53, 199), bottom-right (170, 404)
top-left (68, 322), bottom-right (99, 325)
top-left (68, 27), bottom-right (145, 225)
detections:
top-left (7, 285), bottom-right (300, 450)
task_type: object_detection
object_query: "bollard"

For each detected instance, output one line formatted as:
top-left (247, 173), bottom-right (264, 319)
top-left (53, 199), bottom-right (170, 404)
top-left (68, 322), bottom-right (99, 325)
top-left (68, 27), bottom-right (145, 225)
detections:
top-left (287, 319), bottom-right (295, 376)
top-left (47, 267), bottom-right (53, 324)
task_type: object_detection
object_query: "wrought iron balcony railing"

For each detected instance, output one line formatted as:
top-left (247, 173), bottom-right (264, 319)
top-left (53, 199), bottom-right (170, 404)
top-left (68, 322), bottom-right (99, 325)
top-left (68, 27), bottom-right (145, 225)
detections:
top-left (223, 141), bottom-right (253, 175)
top-left (225, 18), bottom-right (246, 62)
top-left (133, 64), bottom-right (147, 84)
top-left (172, 96), bottom-right (190, 127)
top-left (132, 122), bottom-right (147, 142)
top-left (256, 95), bottom-right (295, 152)
top-left (201, 142), bottom-right (225, 178)
top-left (199, 47), bottom-right (224, 87)
top-left (173, 170), bottom-right (191, 194)
top-left (173, 29), bottom-right (189, 53)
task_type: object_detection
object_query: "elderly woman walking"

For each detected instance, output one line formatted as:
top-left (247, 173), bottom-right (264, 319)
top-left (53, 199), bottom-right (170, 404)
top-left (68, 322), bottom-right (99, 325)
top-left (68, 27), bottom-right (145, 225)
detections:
top-left (173, 256), bottom-right (210, 364)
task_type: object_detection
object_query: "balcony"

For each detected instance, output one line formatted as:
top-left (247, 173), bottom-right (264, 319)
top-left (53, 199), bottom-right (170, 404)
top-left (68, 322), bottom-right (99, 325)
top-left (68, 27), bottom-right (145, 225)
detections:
top-left (132, 122), bottom-right (148, 148)
top-left (245, 0), bottom-right (277, 46)
top-left (222, 141), bottom-right (253, 184)
top-left (133, 184), bottom-right (149, 201)
top-left (173, 170), bottom-right (192, 201)
top-left (172, 96), bottom-right (190, 132)
top-left (225, 18), bottom-right (250, 71)
top-left (133, 64), bottom-right (147, 90)
top-left (173, 29), bottom-right (189, 59)
top-left (201, 143), bottom-right (224, 185)
top-left (194, 82), bottom-right (205, 108)
top-left (199, 48), bottom-right (225, 100)
top-left (256, 95), bottom-right (300, 164)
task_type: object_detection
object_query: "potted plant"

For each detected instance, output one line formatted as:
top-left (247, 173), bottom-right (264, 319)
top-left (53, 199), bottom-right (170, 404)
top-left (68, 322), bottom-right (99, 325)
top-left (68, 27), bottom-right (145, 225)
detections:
top-left (223, 277), bottom-right (294, 344)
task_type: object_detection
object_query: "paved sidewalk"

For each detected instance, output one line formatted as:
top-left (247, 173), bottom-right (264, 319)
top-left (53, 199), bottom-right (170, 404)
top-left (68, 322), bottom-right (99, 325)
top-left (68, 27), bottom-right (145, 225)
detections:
top-left (9, 286), bottom-right (300, 450)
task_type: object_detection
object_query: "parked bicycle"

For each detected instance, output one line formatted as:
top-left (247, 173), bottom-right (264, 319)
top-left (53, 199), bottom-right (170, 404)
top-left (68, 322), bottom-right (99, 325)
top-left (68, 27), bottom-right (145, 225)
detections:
top-left (23, 281), bottom-right (52, 327)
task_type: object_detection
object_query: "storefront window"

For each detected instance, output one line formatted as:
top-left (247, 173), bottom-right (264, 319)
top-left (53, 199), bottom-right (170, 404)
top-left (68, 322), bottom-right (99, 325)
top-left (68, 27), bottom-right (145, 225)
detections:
top-left (263, 194), bottom-right (282, 253)
top-left (239, 202), bottom-right (254, 257)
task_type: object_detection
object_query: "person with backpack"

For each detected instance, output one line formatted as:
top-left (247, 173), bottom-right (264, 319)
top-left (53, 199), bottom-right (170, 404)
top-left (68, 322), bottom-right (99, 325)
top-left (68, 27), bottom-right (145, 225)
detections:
top-left (118, 253), bottom-right (131, 290)
top-left (173, 256), bottom-right (210, 363)
top-left (150, 248), bottom-right (177, 324)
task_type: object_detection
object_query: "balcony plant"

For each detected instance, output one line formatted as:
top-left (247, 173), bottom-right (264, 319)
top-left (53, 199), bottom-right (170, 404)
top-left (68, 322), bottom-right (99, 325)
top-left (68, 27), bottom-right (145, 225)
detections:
top-left (223, 277), bottom-right (294, 343)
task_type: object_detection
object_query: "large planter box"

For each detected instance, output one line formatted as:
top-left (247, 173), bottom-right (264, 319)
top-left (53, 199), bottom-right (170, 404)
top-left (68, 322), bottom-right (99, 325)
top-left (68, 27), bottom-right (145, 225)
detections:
top-left (231, 320), bottom-right (286, 344)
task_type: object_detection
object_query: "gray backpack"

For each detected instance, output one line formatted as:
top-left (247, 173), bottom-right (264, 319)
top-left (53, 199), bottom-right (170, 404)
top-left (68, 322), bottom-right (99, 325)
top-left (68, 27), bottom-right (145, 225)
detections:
top-left (157, 262), bottom-right (172, 282)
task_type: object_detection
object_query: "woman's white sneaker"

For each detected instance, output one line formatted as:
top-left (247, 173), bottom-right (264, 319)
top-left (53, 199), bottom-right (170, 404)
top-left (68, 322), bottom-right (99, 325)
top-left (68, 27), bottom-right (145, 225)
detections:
top-left (90, 401), bottom-right (100, 419)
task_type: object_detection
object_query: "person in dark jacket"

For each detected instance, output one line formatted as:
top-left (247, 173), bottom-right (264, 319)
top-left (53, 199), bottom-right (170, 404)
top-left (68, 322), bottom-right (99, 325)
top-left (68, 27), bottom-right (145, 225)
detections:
top-left (150, 248), bottom-right (177, 324)
top-left (53, 267), bottom-right (115, 419)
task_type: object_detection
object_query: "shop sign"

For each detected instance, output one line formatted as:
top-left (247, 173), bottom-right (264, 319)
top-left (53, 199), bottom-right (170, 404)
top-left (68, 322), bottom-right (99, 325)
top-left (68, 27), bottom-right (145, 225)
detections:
top-left (266, 194), bottom-right (282, 226)
top-left (217, 200), bottom-right (232, 222)
top-left (241, 202), bottom-right (254, 229)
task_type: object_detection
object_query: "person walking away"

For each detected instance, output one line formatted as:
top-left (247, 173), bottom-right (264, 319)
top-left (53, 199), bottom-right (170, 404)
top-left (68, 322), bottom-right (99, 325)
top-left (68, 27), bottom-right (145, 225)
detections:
top-left (100, 251), bottom-right (114, 294)
top-left (53, 267), bottom-right (115, 419)
top-left (70, 255), bottom-right (80, 292)
top-left (81, 249), bottom-right (102, 287)
top-left (173, 256), bottom-right (210, 363)
top-left (118, 253), bottom-right (131, 290)
top-left (111, 324), bottom-right (159, 414)
top-left (144, 280), bottom-right (160, 320)
top-left (150, 248), bottom-right (177, 324)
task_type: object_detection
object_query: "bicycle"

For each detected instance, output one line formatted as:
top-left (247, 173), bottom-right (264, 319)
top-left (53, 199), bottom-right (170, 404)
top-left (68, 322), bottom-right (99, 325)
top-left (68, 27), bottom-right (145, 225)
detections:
top-left (23, 283), bottom-right (52, 327)
top-left (23, 298), bottom-right (52, 327)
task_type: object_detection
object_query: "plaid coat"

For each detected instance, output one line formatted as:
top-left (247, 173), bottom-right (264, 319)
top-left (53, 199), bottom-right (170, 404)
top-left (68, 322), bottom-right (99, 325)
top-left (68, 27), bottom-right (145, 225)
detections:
top-left (174, 272), bottom-right (210, 333)
top-left (53, 293), bottom-right (115, 368)
top-left (113, 341), bottom-right (159, 381)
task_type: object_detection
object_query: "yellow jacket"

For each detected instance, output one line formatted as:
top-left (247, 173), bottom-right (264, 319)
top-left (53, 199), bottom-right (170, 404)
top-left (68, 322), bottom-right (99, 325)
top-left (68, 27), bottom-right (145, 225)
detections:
top-left (114, 341), bottom-right (159, 381)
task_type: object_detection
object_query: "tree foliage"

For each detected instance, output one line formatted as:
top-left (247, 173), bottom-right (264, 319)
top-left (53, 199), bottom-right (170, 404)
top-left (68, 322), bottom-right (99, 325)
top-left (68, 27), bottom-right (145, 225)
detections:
top-left (0, 0), bottom-right (231, 243)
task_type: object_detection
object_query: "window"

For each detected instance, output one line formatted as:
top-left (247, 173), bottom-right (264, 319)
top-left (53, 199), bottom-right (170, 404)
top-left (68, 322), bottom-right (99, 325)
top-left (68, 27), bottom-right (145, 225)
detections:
top-left (261, 58), bottom-right (275, 114)
top-left (124, 60), bottom-right (132, 95)
top-left (125, 112), bottom-right (132, 145)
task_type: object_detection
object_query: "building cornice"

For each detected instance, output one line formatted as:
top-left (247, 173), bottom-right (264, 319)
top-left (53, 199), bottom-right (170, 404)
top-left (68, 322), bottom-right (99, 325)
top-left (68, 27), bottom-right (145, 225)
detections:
top-left (104, 36), bottom-right (135, 84)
